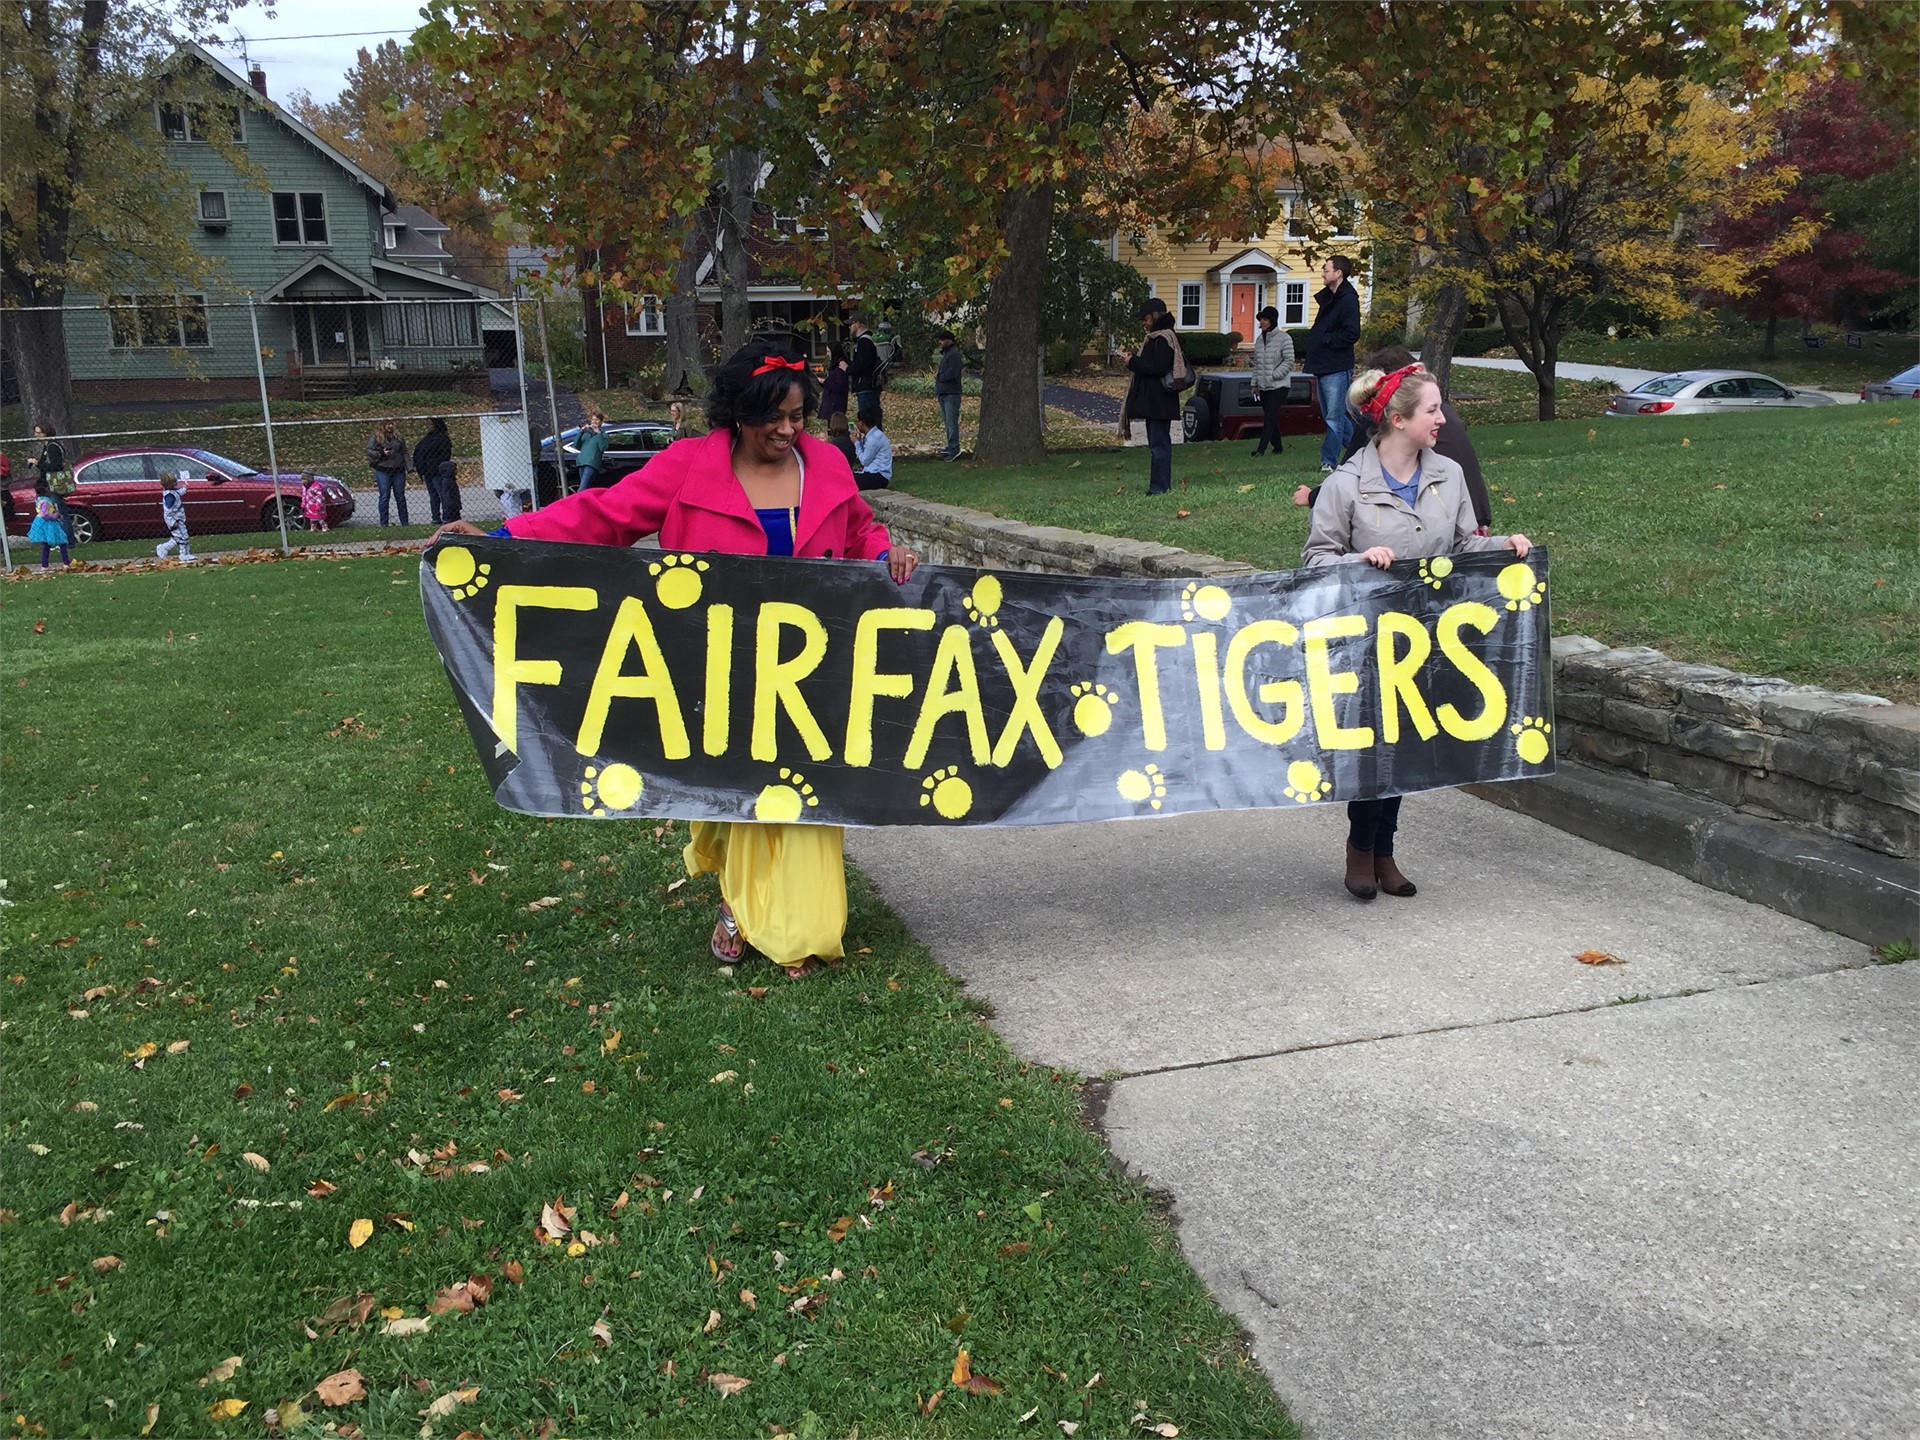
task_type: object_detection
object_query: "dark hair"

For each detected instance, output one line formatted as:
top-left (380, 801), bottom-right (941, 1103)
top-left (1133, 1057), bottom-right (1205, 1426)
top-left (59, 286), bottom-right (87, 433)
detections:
top-left (428, 416), bottom-right (449, 435)
top-left (1363, 344), bottom-right (1416, 372)
top-left (1328, 254), bottom-right (1355, 280)
top-left (706, 342), bottom-right (817, 432)
top-left (855, 401), bottom-right (883, 430)
top-left (826, 341), bottom-right (846, 366)
top-left (1146, 309), bottom-right (1174, 333)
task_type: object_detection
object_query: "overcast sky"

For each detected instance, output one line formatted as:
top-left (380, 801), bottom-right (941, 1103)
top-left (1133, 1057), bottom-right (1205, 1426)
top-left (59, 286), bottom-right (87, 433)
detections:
top-left (200, 0), bottom-right (429, 107)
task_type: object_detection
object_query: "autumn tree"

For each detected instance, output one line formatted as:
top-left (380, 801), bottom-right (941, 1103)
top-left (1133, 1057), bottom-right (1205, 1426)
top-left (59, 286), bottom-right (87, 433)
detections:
top-left (1710, 74), bottom-right (1915, 349)
top-left (286, 40), bottom-right (505, 288)
top-left (2, 0), bottom-right (253, 436)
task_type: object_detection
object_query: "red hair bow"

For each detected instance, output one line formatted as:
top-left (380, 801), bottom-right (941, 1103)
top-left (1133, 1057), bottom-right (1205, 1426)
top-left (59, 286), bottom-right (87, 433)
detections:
top-left (752, 355), bottom-right (808, 376)
top-left (1360, 363), bottom-right (1425, 424)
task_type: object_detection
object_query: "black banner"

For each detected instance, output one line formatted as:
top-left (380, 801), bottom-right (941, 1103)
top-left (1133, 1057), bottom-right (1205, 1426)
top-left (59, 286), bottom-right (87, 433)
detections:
top-left (422, 538), bottom-right (1553, 827)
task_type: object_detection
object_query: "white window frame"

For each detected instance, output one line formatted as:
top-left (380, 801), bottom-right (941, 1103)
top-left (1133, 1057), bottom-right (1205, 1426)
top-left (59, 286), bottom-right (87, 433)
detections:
top-left (197, 189), bottom-right (229, 223)
top-left (1283, 280), bottom-right (1308, 327)
top-left (625, 295), bottom-right (665, 336)
top-left (1177, 281), bottom-right (1203, 330)
top-left (384, 224), bottom-right (401, 250)
top-left (156, 100), bottom-right (244, 144)
top-left (273, 191), bottom-right (330, 246)
top-left (108, 294), bottom-right (212, 349)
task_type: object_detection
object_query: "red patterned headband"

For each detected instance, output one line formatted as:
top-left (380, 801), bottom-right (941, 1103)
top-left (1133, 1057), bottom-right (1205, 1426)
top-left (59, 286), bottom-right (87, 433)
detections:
top-left (1360, 364), bottom-right (1427, 424)
top-left (752, 355), bottom-right (808, 376)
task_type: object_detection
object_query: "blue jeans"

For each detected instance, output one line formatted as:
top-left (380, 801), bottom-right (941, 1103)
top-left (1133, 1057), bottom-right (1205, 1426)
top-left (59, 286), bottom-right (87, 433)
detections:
top-left (375, 469), bottom-right (409, 526)
top-left (1348, 797), bottom-right (1402, 856)
top-left (854, 389), bottom-right (880, 424)
top-left (1144, 418), bottom-right (1172, 494)
top-left (1316, 370), bottom-right (1353, 468)
top-left (937, 393), bottom-right (961, 457)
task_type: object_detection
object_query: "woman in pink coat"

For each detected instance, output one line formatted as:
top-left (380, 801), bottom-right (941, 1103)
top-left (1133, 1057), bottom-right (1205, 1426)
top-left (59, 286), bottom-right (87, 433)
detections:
top-left (437, 343), bottom-right (920, 977)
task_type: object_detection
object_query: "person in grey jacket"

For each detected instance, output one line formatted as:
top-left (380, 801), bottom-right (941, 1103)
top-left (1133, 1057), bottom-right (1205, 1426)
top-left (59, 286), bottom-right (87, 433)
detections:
top-left (1248, 305), bottom-right (1295, 457)
top-left (1304, 363), bottom-right (1532, 904)
top-left (366, 419), bottom-right (409, 526)
top-left (933, 329), bottom-right (964, 460)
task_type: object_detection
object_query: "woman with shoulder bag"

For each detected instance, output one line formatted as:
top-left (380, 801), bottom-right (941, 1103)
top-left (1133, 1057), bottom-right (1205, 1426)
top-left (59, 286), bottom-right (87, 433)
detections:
top-left (30, 424), bottom-right (74, 533)
top-left (1118, 297), bottom-right (1184, 495)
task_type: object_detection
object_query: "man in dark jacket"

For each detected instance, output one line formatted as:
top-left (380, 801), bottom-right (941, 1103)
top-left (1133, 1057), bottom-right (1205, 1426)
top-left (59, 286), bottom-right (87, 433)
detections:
top-left (1302, 255), bottom-right (1362, 472)
top-left (1120, 297), bottom-right (1181, 495)
top-left (933, 330), bottom-right (964, 460)
top-left (846, 312), bottom-right (883, 419)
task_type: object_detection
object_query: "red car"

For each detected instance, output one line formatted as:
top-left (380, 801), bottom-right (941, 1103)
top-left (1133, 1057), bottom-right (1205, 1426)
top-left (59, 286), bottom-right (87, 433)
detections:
top-left (1182, 371), bottom-right (1329, 442)
top-left (3, 447), bottom-right (355, 544)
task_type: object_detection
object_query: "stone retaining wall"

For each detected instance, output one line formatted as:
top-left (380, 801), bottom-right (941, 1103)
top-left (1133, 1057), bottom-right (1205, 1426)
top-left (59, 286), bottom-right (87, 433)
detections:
top-left (1549, 638), bottom-right (1918, 860)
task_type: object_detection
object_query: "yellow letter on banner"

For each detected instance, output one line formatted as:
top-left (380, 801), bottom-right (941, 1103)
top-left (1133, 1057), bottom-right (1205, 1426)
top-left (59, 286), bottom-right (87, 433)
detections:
top-left (845, 608), bottom-right (936, 767)
top-left (1304, 614), bottom-right (1375, 750)
top-left (1375, 612), bottom-right (1439, 745)
top-left (576, 596), bottom-right (690, 759)
top-left (751, 602), bottom-right (832, 762)
top-left (989, 620), bottom-right (1065, 769)
top-left (1435, 601), bottom-right (1508, 741)
top-left (703, 604), bottom-right (734, 757)
top-left (492, 584), bottom-right (599, 754)
top-left (1105, 621), bottom-right (1187, 752)
top-left (905, 625), bottom-right (991, 769)
top-left (1224, 620), bottom-right (1303, 746)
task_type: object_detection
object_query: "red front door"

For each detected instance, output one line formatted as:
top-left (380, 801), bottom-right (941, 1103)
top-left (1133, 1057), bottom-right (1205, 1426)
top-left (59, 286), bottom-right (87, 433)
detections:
top-left (1229, 283), bottom-right (1256, 341)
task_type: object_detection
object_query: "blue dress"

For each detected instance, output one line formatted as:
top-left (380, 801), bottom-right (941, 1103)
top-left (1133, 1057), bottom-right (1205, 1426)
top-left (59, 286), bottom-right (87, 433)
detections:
top-left (27, 498), bottom-right (69, 545)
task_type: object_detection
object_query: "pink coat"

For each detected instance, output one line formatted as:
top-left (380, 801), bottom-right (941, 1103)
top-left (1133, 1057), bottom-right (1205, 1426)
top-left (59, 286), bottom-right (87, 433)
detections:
top-left (504, 430), bottom-right (891, 561)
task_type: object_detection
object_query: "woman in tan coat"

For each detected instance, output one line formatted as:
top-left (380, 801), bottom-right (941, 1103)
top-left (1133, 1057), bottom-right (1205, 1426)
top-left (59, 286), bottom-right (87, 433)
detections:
top-left (1303, 364), bottom-right (1532, 901)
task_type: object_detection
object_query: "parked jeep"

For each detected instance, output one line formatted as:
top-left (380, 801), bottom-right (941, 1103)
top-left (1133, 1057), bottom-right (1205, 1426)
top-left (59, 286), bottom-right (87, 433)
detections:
top-left (1183, 371), bottom-right (1326, 443)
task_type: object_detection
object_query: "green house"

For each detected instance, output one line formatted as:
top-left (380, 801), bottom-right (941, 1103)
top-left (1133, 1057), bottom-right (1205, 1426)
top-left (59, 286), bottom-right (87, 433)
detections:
top-left (66, 44), bottom-right (515, 404)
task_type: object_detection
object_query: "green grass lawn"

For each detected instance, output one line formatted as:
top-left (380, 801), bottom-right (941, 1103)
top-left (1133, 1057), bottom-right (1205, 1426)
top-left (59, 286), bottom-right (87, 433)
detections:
top-left (891, 404), bottom-right (1919, 701)
top-left (1, 559), bottom-right (1296, 1439)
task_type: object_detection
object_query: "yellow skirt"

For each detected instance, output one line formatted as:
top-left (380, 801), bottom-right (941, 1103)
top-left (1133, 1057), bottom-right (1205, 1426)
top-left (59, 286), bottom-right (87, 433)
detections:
top-left (684, 821), bottom-right (847, 967)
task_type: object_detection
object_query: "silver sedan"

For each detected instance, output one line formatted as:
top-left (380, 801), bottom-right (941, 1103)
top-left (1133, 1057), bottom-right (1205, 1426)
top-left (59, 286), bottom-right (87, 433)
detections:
top-left (1604, 369), bottom-right (1839, 417)
top-left (1861, 364), bottom-right (1920, 402)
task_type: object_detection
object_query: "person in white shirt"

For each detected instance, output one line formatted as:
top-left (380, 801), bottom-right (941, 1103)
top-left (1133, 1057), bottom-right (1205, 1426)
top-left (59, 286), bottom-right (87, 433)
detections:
top-left (850, 403), bottom-right (893, 490)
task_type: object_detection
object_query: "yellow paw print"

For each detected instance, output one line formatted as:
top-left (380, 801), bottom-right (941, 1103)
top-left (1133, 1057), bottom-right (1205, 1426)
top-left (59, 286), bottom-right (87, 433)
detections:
top-left (1418, 555), bottom-right (1454, 589)
top-left (1283, 760), bottom-right (1331, 804)
top-left (754, 766), bottom-right (819, 822)
top-left (1179, 581), bottom-right (1232, 623)
top-left (648, 552), bottom-right (710, 609)
top-left (1511, 715), bottom-right (1553, 764)
top-left (964, 574), bottom-right (1002, 629)
top-left (580, 762), bottom-right (645, 815)
top-left (1070, 682), bottom-right (1119, 738)
top-left (918, 765), bottom-right (973, 820)
top-left (1498, 562), bottom-right (1546, 612)
top-left (434, 546), bottom-right (491, 600)
top-left (1117, 764), bottom-right (1167, 811)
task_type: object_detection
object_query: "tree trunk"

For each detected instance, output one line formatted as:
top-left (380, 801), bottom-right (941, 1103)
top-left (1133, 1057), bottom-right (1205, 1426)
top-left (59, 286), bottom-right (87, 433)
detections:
top-left (1761, 311), bottom-right (1777, 360)
top-left (974, 181), bottom-right (1055, 467)
top-left (718, 146), bottom-right (760, 356)
top-left (6, 307), bottom-right (77, 439)
top-left (1535, 329), bottom-right (1558, 422)
top-left (664, 212), bottom-right (707, 393)
top-left (1417, 281), bottom-right (1469, 397)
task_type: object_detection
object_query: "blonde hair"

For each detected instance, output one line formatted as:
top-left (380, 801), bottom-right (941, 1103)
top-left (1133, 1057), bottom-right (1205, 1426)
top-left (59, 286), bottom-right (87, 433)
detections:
top-left (1347, 365), bottom-right (1435, 429)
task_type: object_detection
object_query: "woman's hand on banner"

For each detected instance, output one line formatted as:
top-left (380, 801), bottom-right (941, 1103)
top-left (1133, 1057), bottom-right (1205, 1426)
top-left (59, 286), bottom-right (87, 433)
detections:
top-left (433, 520), bottom-right (488, 543)
top-left (1507, 534), bottom-right (1533, 558)
top-left (888, 548), bottom-right (920, 585)
top-left (1359, 545), bottom-right (1395, 569)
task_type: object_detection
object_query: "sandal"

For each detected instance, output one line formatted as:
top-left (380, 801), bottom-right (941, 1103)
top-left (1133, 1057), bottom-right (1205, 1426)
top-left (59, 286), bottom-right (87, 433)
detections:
top-left (710, 906), bottom-right (746, 963)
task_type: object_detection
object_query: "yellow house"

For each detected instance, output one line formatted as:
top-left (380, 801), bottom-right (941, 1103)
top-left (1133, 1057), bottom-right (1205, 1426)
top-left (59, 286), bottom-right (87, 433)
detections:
top-left (1116, 191), bottom-right (1373, 343)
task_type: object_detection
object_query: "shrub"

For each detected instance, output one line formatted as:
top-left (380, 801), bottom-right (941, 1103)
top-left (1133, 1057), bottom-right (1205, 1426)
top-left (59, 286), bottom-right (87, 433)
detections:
top-left (1045, 338), bottom-right (1083, 374)
top-left (1358, 322), bottom-right (1406, 352)
top-left (1453, 326), bottom-right (1510, 357)
top-left (1178, 330), bottom-right (1242, 365)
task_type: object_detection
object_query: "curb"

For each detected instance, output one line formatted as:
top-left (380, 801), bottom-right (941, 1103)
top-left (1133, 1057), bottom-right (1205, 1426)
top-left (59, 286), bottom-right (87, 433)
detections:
top-left (1467, 761), bottom-right (1919, 947)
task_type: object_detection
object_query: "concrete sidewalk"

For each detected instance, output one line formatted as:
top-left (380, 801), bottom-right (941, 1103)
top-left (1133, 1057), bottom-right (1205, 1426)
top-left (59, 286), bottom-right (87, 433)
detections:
top-left (849, 791), bottom-right (1918, 1437)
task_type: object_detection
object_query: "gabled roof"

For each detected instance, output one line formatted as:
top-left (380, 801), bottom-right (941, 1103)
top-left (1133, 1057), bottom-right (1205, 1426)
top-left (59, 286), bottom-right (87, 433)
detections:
top-left (370, 257), bottom-right (498, 299)
top-left (177, 42), bottom-right (394, 204)
top-left (1205, 247), bottom-right (1290, 278)
top-left (262, 254), bottom-right (385, 300)
top-left (385, 204), bottom-right (450, 234)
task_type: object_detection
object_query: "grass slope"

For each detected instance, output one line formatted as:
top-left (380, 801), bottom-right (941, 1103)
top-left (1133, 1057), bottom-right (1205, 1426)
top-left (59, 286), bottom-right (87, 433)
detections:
top-left (1, 560), bottom-right (1296, 1440)
top-left (891, 405), bottom-right (1918, 701)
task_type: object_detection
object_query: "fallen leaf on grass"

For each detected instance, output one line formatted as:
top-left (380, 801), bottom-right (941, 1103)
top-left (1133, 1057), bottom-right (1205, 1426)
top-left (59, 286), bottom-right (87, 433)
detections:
top-left (91, 1255), bottom-right (122, 1272)
top-left (199, 1357), bottom-right (243, 1386)
top-left (591, 1319), bottom-right (613, 1347)
top-left (141, 1403), bottom-right (158, 1435)
top-left (167, 1040), bottom-right (191, 1054)
top-left (421, 1387), bottom-right (480, 1420)
top-left (206, 1398), bottom-right (248, 1421)
top-left (1150, 1426), bottom-right (1180, 1437)
top-left (999, 1242), bottom-right (1031, 1257)
top-left (1574, 950), bottom-right (1625, 966)
top-left (708, 1372), bottom-right (750, 1397)
top-left (1059, 1423), bottom-right (1078, 1436)
top-left (321, 1090), bottom-right (360, 1113)
top-left (952, 1349), bottom-right (972, 1385)
top-left (1237, 483), bottom-right (1256, 493)
top-left (496, 1088), bottom-right (524, 1103)
top-left (827, 1215), bottom-right (854, 1242)
top-left (306, 1180), bottom-right (337, 1199)
top-left (347, 1217), bottom-right (373, 1249)
top-left (125, 1041), bottom-right (159, 1060)
top-left (1174, 509), bottom-right (1191, 519)
top-left (503, 1259), bottom-right (524, 1284)
top-left (739, 1288), bottom-right (756, 1311)
top-left (240, 1152), bottom-right (270, 1172)
top-left (382, 1316), bottom-right (431, 1337)
top-left (702, 1308), bottom-right (721, 1334)
top-left (961, 1373), bottom-right (1005, 1396)
top-left (918, 1391), bottom-right (943, 1417)
top-left (313, 1368), bottom-right (365, 1407)
top-left (540, 1197), bottom-right (575, 1238)
top-left (525, 895), bottom-right (562, 912)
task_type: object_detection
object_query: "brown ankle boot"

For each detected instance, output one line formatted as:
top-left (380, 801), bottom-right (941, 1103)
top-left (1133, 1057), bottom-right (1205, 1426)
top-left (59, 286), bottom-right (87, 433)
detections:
top-left (1344, 842), bottom-right (1378, 900)
top-left (1374, 854), bottom-right (1417, 898)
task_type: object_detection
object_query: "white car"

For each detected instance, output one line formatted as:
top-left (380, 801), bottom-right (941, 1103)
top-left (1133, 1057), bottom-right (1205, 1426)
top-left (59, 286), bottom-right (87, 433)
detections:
top-left (1861, 364), bottom-right (1920, 402)
top-left (1605, 369), bottom-right (1839, 417)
